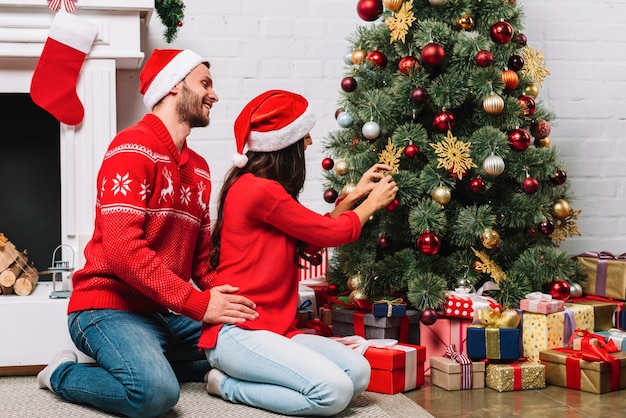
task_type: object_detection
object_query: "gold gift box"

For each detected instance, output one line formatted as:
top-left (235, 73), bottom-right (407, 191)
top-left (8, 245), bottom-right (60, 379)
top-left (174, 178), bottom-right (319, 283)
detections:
top-left (485, 363), bottom-right (545, 392)
top-left (567, 300), bottom-right (617, 331)
top-left (429, 357), bottom-right (485, 391)
top-left (578, 255), bottom-right (626, 300)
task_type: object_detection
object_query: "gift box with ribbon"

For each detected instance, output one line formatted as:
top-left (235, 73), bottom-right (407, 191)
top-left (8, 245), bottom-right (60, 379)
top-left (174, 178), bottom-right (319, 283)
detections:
top-left (519, 292), bottom-right (564, 315)
top-left (331, 309), bottom-right (420, 345)
top-left (522, 303), bottom-right (594, 363)
top-left (443, 281), bottom-right (501, 320)
top-left (299, 277), bottom-right (329, 308)
top-left (485, 361), bottom-right (545, 392)
top-left (567, 296), bottom-right (621, 331)
top-left (540, 340), bottom-right (626, 394)
top-left (596, 328), bottom-right (626, 350)
top-left (430, 345), bottom-right (485, 391)
top-left (576, 251), bottom-right (626, 301)
top-left (372, 298), bottom-right (406, 318)
top-left (333, 336), bottom-right (425, 394)
top-left (466, 308), bottom-right (523, 361)
top-left (419, 316), bottom-right (472, 375)
top-left (296, 284), bottom-right (318, 321)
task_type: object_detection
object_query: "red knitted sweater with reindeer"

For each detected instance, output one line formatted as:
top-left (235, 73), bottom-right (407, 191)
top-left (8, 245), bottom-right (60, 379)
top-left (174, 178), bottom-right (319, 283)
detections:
top-left (68, 114), bottom-right (213, 321)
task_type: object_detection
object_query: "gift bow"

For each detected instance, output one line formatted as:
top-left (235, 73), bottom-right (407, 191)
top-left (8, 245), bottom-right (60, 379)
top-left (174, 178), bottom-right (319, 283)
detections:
top-left (525, 291), bottom-right (553, 301)
top-left (48, 0), bottom-right (76, 13)
top-left (476, 307), bottom-right (520, 328)
top-left (373, 297), bottom-right (405, 317)
top-left (607, 328), bottom-right (626, 348)
top-left (568, 329), bottom-right (619, 353)
top-left (577, 251), bottom-right (626, 260)
top-left (333, 335), bottom-right (398, 355)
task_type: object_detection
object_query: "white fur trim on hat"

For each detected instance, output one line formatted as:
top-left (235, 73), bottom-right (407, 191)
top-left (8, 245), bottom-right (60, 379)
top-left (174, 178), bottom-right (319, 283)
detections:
top-left (246, 105), bottom-right (316, 152)
top-left (142, 49), bottom-right (204, 110)
top-left (232, 153), bottom-right (249, 168)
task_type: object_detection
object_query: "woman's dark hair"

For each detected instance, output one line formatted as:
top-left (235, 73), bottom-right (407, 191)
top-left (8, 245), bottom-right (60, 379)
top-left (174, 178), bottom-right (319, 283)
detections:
top-left (209, 138), bottom-right (307, 269)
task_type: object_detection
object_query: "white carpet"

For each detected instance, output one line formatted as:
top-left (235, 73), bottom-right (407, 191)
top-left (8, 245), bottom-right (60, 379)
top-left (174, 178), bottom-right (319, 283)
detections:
top-left (0, 376), bottom-right (434, 418)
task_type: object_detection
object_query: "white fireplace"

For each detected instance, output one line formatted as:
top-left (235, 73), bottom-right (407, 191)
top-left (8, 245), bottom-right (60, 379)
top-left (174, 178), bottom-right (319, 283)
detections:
top-left (0, 0), bottom-right (152, 370)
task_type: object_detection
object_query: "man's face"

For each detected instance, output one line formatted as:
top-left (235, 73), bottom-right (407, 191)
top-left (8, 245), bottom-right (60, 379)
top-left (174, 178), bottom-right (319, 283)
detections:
top-left (177, 64), bottom-right (219, 128)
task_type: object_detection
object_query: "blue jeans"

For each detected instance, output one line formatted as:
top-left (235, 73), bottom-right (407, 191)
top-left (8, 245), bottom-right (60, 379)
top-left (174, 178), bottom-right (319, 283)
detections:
top-left (204, 325), bottom-right (371, 416)
top-left (51, 310), bottom-right (210, 418)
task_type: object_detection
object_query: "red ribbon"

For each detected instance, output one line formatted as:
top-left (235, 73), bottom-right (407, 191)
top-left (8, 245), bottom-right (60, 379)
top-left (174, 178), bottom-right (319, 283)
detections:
top-left (559, 341), bottom-right (621, 391)
top-left (510, 363), bottom-right (523, 391)
top-left (303, 319), bottom-right (332, 337)
top-left (48, 0), bottom-right (76, 13)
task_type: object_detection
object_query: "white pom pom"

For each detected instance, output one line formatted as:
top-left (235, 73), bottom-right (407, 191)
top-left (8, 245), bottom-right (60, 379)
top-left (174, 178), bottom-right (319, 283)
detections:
top-left (232, 153), bottom-right (249, 168)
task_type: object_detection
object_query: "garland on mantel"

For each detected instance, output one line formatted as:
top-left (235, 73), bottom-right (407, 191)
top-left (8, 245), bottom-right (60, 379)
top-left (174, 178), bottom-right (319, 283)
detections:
top-left (155, 0), bottom-right (185, 43)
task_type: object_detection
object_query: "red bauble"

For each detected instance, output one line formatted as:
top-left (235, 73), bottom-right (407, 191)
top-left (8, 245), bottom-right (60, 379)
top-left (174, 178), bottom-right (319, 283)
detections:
top-left (376, 235), bottom-right (393, 250)
top-left (404, 143), bottom-right (419, 158)
top-left (552, 169), bottom-right (567, 185)
top-left (341, 76), bottom-right (357, 92)
top-left (515, 33), bottom-right (528, 47)
top-left (323, 188), bottom-right (338, 203)
top-left (321, 157), bottom-right (334, 170)
top-left (539, 220), bottom-right (555, 235)
top-left (475, 50), bottom-right (494, 67)
top-left (410, 87), bottom-right (428, 104)
top-left (416, 231), bottom-right (441, 255)
top-left (518, 95), bottom-right (536, 116)
top-left (433, 111), bottom-right (455, 133)
top-left (468, 177), bottom-right (486, 194)
top-left (521, 177), bottom-right (540, 194)
top-left (356, 0), bottom-right (384, 21)
top-left (490, 21), bottom-right (514, 44)
top-left (531, 119), bottom-right (551, 139)
top-left (421, 43), bottom-right (445, 66)
top-left (366, 50), bottom-right (388, 69)
top-left (386, 198), bottom-right (399, 211)
top-left (420, 308), bottom-right (438, 325)
top-left (327, 283), bottom-right (339, 297)
top-left (508, 54), bottom-right (524, 71)
top-left (508, 128), bottom-right (531, 151)
top-left (546, 280), bottom-right (571, 301)
top-left (398, 56), bottom-right (420, 75)
top-left (334, 108), bottom-right (344, 119)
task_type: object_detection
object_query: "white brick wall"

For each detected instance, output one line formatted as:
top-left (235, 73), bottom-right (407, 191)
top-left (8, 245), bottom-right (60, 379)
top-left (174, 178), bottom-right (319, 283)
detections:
top-left (116, 0), bottom-right (626, 256)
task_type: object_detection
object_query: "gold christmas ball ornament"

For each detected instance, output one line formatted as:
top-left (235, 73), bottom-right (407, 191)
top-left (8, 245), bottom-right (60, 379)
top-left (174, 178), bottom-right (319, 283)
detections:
top-left (351, 49), bottom-right (366, 65)
top-left (432, 185), bottom-right (452, 205)
top-left (481, 228), bottom-right (500, 249)
top-left (552, 199), bottom-right (571, 220)
top-left (347, 273), bottom-right (364, 291)
top-left (341, 182), bottom-right (356, 197)
top-left (534, 137), bottom-right (551, 148)
top-left (429, 0), bottom-right (448, 6)
top-left (383, 0), bottom-right (404, 11)
top-left (348, 288), bottom-right (368, 305)
top-left (333, 158), bottom-right (349, 176)
top-left (482, 94), bottom-right (505, 115)
top-left (523, 82), bottom-right (539, 98)
top-left (456, 15), bottom-right (474, 31)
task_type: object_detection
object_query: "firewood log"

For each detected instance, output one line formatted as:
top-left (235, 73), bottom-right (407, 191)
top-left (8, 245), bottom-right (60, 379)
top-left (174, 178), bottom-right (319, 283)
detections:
top-left (0, 251), bottom-right (28, 289)
top-left (0, 239), bottom-right (18, 272)
top-left (14, 264), bottom-right (39, 296)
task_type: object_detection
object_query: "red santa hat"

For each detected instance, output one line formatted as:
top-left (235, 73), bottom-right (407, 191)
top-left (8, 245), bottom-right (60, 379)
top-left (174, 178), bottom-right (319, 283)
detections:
top-left (232, 90), bottom-right (316, 167)
top-left (139, 49), bottom-right (205, 110)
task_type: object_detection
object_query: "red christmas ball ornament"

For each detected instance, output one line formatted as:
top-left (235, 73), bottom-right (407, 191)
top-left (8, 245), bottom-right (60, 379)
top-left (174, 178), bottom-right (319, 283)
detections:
top-left (433, 110), bottom-right (455, 133)
top-left (404, 143), bottom-right (419, 158)
top-left (508, 128), bottom-right (531, 151)
top-left (420, 308), bottom-right (438, 325)
top-left (552, 169), bottom-right (567, 185)
top-left (531, 119), bottom-right (551, 139)
top-left (539, 220), bottom-right (555, 236)
top-left (546, 280), bottom-right (571, 301)
top-left (366, 50), bottom-right (388, 69)
top-left (518, 95), bottom-right (536, 116)
top-left (356, 0), bottom-right (384, 21)
top-left (327, 283), bottom-right (339, 297)
top-left (341, 76), bottom-right (357, 92)
top-left (515, 33), bottom-right (528, 47)
top-left (334, 108), bottom-right (344, 119)
top-left (321, 157), bottom-right (334, 170)
top-left (416, 231), bottom-right (441, 255)
top-left (398, 56), bottom-right (421, 75)
top-left (421, 43), bottom-right (445, 66)
top-left (410, 87), bottom-right (428, 104)
top-left (521, 177), bottom-right (540, 194)
top-left (468, 177), bottom-right (486, 194)
top-left (508, 54), bottom-right (524, 71)
top-left (386, 198), bottom-right (399, 211)
top-left (376, 235), bottom-right (393, 250)
top-left (475, 50), bottom-right (493, 67)
top-left (490, 21), bottom-right (514, 44)
top-left (177, 21), bottom-right (183, 28)
top-left (323, 188), bottom-right (338, 203)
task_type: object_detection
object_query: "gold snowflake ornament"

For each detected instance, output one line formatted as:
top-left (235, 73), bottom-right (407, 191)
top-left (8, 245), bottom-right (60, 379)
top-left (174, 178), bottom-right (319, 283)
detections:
top-left (430, 130), bottom-right (477, 180)
top-left (551, 209), bottom-right (582, 247)
top-left (386, 0), bottom-right (416, 44)
top-left (521, 45), bottom-right (550, 87)
top-left (378, 138), bottom-right (402, 174)
top-left (472, 247), bottom-right (507, 285)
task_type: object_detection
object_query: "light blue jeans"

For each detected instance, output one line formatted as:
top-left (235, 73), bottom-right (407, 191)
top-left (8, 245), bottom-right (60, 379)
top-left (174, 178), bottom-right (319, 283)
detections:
top-left (205, 324), bottom-right (371, 416)
top-left (50, 310), bottom-right (210, 418)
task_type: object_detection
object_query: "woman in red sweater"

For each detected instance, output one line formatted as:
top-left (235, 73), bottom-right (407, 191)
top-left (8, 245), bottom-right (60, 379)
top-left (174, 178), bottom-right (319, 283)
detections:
top-left (200, 90), bottom-right (398, 416)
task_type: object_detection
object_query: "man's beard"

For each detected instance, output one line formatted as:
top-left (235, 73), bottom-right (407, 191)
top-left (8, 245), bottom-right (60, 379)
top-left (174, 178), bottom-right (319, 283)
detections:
top-left (177, 82), bottom-right (210, 128)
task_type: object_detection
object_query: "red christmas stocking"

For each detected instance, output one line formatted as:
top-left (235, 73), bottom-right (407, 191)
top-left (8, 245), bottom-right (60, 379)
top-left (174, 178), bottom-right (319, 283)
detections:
top-left (30, 11), bottom-right (97, 126)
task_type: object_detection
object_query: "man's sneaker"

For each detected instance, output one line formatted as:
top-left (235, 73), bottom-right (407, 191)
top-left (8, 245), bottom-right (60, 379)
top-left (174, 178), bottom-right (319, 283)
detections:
top-left (37, 350), bottom-right (78, 392)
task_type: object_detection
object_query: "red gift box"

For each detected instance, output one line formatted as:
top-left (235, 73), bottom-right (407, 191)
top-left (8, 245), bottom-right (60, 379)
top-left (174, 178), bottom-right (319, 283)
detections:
top-left (364, 343), bottom-right (426, 394)
top-left (420, 316), bottom-right (472, 375)
top-left (443, 282), bottom-right (501, 320)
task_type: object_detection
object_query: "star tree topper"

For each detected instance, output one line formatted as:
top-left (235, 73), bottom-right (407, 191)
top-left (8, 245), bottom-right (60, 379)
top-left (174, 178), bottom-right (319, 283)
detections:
top-left (430, 130), bottom-right (477, 180)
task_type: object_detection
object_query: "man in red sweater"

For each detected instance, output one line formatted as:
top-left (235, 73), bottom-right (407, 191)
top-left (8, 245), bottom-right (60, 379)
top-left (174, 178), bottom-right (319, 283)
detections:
top-left (36, 49), bottom-right (258, 418)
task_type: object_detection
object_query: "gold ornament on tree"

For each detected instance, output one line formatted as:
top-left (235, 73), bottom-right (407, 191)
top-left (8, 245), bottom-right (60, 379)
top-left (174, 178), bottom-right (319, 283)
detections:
top-left (551, 199), bottom-right (571, 220)
top-left (334, 158), bottom-right (349, 176)
top-left (347, 273), bottom-right (364, 291)
top-left (481, 228), bottom-right (500, 249)
top-left (471, 247), bottom-right (507, 284)
top-left (383, 0), bottom-right (404, 11)
top-left (352, 49), bottom-right (366, 65)
top-left (430, 130), bottom-right (477, 180)
top-left (551, 206), bottom-right (582, 247)
top-left (385, 0), bottom-right (416, 43)
top-left (534, 137), bottom-right (550, 148)
top-left (524, 82), bottom-right (539, 98)
top-left (378, 138), bottom-right (402, 174)
top-left (342, 182), bottom-right (356, 197)
top-left (521, 46), bottom-right (550, 87)
top-left (349, 288), bottom-right (368, 305)
top-left (483, 93), bottom-right (505, 115)
top-left (456, 15), bottom-right (474, 31)
top-left (432, 185), bottom-right (452, 206)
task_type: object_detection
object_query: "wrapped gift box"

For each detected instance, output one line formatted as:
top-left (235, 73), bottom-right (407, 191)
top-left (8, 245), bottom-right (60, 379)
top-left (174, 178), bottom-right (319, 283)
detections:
top-left (485, 362), bottom-right (545, 392)
top-left (297, 284), bottom-right (318, 320)
top-left (419, 316), bottom-right (472, 375)
top-left (596, 329), bottom-right (626, 350)
top-left (430, 356), bottom-right (485, 390)
top-left (522, 303), bottom-right (594, 363)
top-left (576, 252), bottom-right (626, 300)
top-left (372, 299), bottom-right (406, 318)
top-left (331, 309), bottom-right (420, 345)
top-left (567, 298), bottom-right (617, 331)
top-left (540, 348), bottom-right (626, 394)
top-left (519, 293), bottom-right (564, 314)
top-left (615, 310), bottom-right (626, 330)
top-left (443, 293), bottom-right (500, 320)
top-left (467, 327), bottom-right (522, 361)
top-left (365, 343), bottom-right (426, 394)
top-left (299, 277), bottom-right (329, 308)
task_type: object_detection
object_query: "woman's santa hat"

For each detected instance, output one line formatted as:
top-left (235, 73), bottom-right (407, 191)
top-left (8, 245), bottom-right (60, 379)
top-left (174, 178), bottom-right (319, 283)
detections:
top-left (232, 90), bottom-right (316, 168)
top-left (139, 49), bottom-right (205, 110)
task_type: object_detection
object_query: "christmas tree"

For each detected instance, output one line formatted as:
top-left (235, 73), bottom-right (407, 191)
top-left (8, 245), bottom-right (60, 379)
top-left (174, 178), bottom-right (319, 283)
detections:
top-left (322, 0), bottom-right (582, 320)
